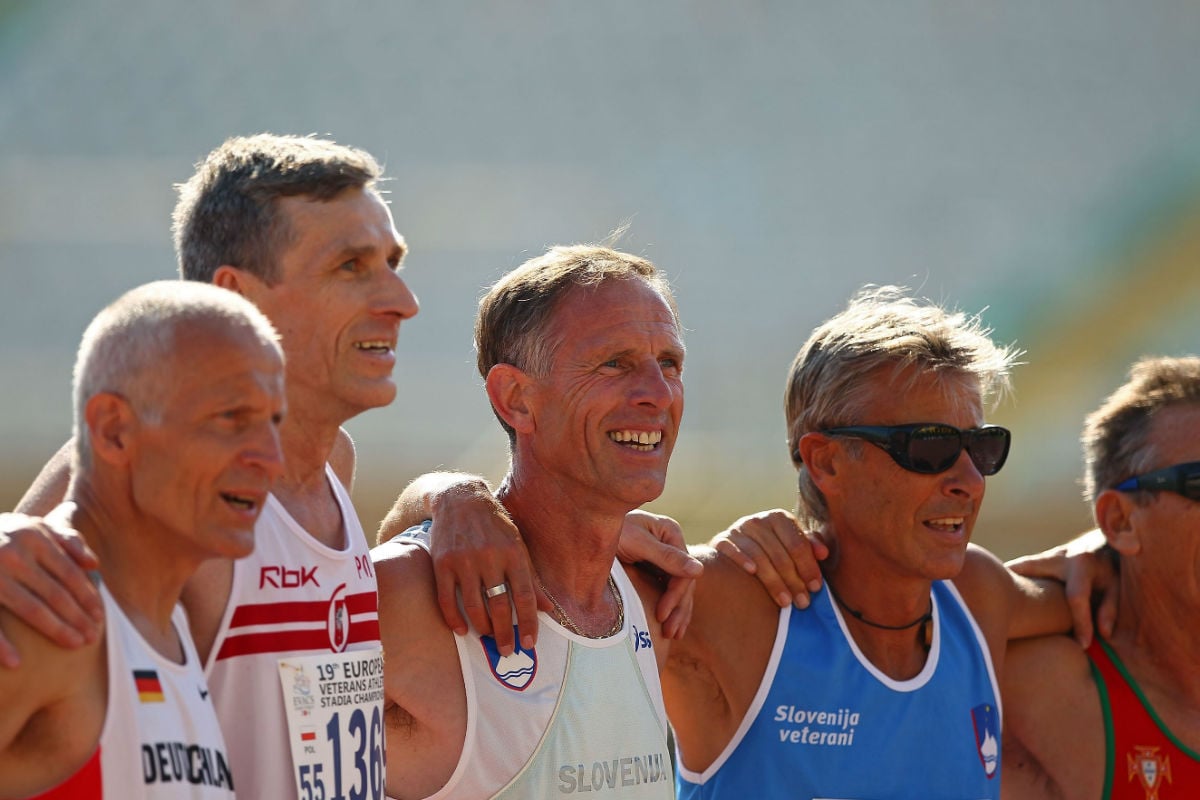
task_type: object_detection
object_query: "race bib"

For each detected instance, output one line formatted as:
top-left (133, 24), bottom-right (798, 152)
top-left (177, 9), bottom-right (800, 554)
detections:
top-left (279, 649), bottom-right (386, 800)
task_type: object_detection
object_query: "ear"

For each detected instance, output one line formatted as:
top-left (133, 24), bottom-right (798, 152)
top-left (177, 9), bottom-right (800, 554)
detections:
top-left (212, 265), bottom-right (262, 296)
top-left (798, 431), bottom-right (840, 492)
top-left (485, 364), bottom-right (536, 435)
top-left (83, 393), bottom-right (138, 467)
top-left (1094, 489), bottom-right (1141, 556)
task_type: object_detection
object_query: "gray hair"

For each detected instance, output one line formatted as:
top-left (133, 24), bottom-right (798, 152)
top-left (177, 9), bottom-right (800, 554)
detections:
top-left (785, 285), bottom-right (1019, 528)
top-left (1082, 355), bottom-right (1200, 506)
top-left (474, 244), bottom-right (681, 442)
top-left (172, 133), bottom-right (382, 284)
top-left (73, 281), bottom-right (281, 468)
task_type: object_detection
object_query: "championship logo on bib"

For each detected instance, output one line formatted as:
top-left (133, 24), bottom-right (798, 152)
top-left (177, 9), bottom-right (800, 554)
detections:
top-left (480, 628), bottom-right (537, 691)
top-left (971, 702), bottom-right (1000, 778)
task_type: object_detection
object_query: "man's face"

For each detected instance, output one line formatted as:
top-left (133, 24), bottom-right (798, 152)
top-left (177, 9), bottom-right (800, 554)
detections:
top-left (822, 364), bottom-right (988, 582)
top-left (1123, 403), bottom-right (1200, 593)
top-left (128, 324), bottom-right (286, 559)
top-left (522, 278), bottom-right (685, 515)
top-left (244, 187), bottom-right (418, 425)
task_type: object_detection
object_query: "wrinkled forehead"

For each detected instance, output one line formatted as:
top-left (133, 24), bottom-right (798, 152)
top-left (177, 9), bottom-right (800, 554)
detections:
top-left (546, 278), bottom-right (683, 351)
top-left (1142, 404), bottom-right (1200, 466)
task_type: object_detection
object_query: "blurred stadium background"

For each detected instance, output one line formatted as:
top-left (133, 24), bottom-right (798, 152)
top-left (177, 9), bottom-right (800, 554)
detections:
top-left (3, 2), bottom-right (1200, 557)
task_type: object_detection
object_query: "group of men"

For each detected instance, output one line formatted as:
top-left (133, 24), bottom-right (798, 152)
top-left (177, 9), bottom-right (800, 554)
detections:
top-left (0, 131), bottom-right (1195, 800)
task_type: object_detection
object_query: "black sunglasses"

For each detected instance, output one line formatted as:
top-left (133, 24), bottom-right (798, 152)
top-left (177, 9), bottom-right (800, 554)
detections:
top-left (818, 423), bottom-right (1012, 476)
top-left (1113, 461), bottom-right (1200, 501)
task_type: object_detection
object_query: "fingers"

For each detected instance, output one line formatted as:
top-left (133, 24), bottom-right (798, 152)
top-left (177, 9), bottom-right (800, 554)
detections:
top-left (655, 574), bottom-right (696, 639)
top-left (0, 517), bottom-right (103, 661)
top-left (1094, 587), bottom-right (1118, 641)
top-left (432, 555), bottom-right (473, 637)
top-left (714, 511), bottom-right (818, 608)
top-left (1068, 585), bottom-right (1095, 650)
top-left (481, 580), bottom-right (516, 656)
top-left (504, 554), bottom-right (539, 653)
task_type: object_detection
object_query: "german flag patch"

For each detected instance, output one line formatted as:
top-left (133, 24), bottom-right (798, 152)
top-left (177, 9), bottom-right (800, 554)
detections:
top-left (134, 669), bottom-right (165, 703)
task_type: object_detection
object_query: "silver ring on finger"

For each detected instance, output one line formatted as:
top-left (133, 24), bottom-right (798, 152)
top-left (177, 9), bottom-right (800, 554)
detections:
top-left (484, 582), bottom-right (509, 599)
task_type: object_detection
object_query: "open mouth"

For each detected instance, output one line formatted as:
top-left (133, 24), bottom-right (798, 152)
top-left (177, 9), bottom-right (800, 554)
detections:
top-left (609, 429), bottom-right (663, 452)
top-left (925, 516), bottom-right (965, 532)
top-left (221, 492), bottom-right (261, 513)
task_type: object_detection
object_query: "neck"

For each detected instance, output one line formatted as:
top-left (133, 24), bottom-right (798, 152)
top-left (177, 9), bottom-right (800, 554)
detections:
top-left (498, 472), bottom-right (624, 629)
top-left (1109, 573), bottom-right (1200, 710)
top-left (277, 411), bottom-right (340, 491)
top-left (822, 556), bottom-right (934, 680)
top-left (67, 479), bottom-right (191, 660)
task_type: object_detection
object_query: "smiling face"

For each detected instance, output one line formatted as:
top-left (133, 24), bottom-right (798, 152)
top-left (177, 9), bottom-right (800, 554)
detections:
top-left (818, 364), bottom-right (988, 582)
top-left (128, 323), bottom-right (286, 560)
top-left (240, 187), bottom-right (418, 426)
top-left (518, 278), bottom-right (685, 516)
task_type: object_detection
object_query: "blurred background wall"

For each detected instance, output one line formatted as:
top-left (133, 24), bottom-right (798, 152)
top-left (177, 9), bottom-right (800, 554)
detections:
top-left (3, 1), bottom-right (1200, 557)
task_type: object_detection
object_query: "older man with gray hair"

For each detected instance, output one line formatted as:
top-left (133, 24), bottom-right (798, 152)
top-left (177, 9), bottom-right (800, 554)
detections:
top-left (0, 281), bottom-right (285, 798)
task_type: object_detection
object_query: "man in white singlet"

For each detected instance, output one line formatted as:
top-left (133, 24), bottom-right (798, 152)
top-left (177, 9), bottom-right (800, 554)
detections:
top-left (0, 281), bottom-right (285, 798)
top-left (373, 245), bottom-right (684, 799)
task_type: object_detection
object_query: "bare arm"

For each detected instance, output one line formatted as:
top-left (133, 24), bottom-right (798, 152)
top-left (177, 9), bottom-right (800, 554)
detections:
top-left (0, 607), bottom-right (106, 796)
top-left (14, 440), bottom-right (73, 515)
top-left (374, 541), bottom-right (468, 799)
top-left (1006, 528), bottom-right (1117, 648)
top-left (1000, 635), bottom-right (1104, 800)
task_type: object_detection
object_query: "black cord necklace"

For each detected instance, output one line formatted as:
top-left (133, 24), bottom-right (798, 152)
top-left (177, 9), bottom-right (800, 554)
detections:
top-left (826, 579), bottom-right (934, 650)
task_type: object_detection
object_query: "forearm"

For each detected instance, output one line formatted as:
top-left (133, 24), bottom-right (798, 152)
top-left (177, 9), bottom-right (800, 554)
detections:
top-left (377, 471), bottom-right (491, 545)
top-left (14, 441), bottom-right (73, 515)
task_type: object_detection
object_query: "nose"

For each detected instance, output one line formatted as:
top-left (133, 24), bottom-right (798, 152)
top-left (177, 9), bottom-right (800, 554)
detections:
top-left (245, 422), bottom-right (286, 482)
top-left (944, 448), bottom-right (985, 499)
top-left (379, 269), bottom-right (419, 320)
top-left (632, 359), bottom-right (676, 411)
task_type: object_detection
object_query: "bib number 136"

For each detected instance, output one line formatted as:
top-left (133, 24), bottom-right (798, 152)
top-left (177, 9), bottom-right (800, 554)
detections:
top-left (297, 707), bottom-right (383, 800)
top-left (280, 649), bottom-right (387, 800)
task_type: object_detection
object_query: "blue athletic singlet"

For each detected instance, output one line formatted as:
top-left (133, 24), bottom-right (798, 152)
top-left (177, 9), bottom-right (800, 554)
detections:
top-left (677, 581), bottom-right (1001, 800)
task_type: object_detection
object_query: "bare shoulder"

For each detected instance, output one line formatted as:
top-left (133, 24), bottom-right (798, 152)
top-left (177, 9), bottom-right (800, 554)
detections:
top-left (1002, 635), bottom-right (1103, 800)
top-left (330, 427), bottom-right (356, 491)
top-left (0, 608), bottom-right (106, 795)
top-left (15, 439), bottom-right (74, 515)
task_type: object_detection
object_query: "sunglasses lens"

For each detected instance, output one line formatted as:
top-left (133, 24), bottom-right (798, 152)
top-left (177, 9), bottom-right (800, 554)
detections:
top-left (906, 427), bottom-right (963, 474)
top-left (1183, 466), bottom-right (1200, 501)
top-left (966, 427), bottom-right (1010, 476)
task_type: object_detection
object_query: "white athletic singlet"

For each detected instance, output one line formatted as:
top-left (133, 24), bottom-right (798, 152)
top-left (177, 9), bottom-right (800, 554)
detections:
top-left (381, 532), bottom-right (674, 799)
top-left (205, 465), bottom-right (384, 800)
top-left (33, 583), bottom-right (234, 799)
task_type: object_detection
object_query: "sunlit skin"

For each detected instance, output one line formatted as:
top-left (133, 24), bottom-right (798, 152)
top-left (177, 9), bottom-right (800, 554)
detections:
top-left (120, 322), bottom-right (287, 562)
top-left (506, 278), bottom-right (686, 524)
top-left (228, 187), bottom-right (419, 432)
top-left (804, 365), bottom-right (987, 626)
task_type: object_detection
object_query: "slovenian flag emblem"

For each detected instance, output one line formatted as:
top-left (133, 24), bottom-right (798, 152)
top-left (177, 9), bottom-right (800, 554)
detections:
top-left (134, 669), bottom-right (165, 703)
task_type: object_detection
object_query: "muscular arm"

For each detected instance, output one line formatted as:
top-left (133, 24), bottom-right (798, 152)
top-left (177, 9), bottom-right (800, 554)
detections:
top-left (373, 541), bottom-right (467, 800)
top-left (1000, 635), bottom-right (1104, 800)
top-left (662, 547), bottom-right (779, 774)
top-left (0, 607), bottom-right (106, 796)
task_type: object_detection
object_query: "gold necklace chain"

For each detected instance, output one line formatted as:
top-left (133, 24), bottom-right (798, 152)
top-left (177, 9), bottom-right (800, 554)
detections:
top-left (537, 574), bottom-right (624, 639)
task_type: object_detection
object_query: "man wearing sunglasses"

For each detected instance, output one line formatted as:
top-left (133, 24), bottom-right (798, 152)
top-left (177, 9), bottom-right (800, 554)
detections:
top-left (387, 285), bottom-right (1077, 798)
top-left (1001, 356), bottom-right (1200, 799)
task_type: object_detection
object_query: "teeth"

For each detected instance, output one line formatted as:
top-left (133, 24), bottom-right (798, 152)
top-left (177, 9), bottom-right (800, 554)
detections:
top-left (355, 340), bottom-right (393, 351)
top-left (222, 494), bottom-right (256, 511)
top-left (609, 430), bottom-right (662, 450)
top-left (928, 517), bottom-right (964, 528)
